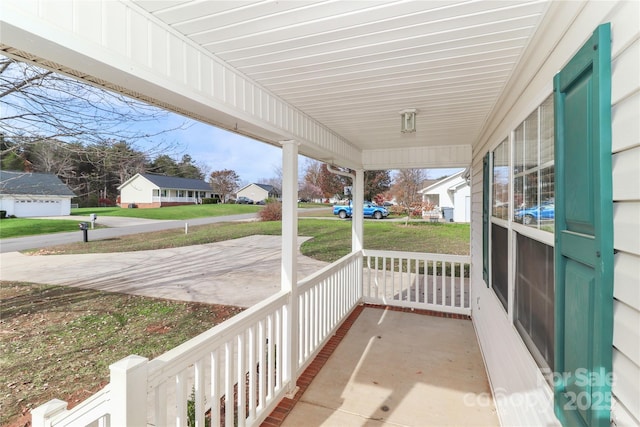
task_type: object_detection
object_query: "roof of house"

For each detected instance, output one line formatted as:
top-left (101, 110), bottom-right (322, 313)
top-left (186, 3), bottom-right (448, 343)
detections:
top-left (418, 170), bottom-right (467, 194)
top-left (238, 183), bottom-right (279, 193)
top-left (0, 170), bottom-right (75, 197)
top-left (119, 173), bottom-right (212, 191)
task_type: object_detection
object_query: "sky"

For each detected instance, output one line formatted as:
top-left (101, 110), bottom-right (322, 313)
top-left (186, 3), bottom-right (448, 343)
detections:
top-left (160, 116), bottom-right (283, 185)
top-left (154, 112), bottom-right (462, 186)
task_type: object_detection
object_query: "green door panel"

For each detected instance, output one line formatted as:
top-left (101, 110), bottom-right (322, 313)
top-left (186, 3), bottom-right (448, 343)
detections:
top-left (553, 23), bottom-right (614, 427)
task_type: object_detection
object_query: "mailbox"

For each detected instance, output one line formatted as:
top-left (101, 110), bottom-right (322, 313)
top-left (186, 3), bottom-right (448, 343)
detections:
top-left (79, 222), bottom-right (89, 242)
top-left (89, 213), bottom-right (97, 222)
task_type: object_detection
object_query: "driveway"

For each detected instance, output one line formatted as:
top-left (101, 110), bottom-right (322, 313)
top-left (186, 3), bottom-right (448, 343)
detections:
top-left (0, 235), bottom-right (328, 307)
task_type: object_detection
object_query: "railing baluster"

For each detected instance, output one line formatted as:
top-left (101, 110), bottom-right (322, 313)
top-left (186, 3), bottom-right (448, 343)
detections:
top-left (155, 382), bottom-right (167, 427)
top-left (431, 260), bottom-right (436, 305)
top-left (176, 370), bottom-right (188, 427)
top-left (195, 359), bottom-right (205, 427)
top-left (237, 333), bottom-right (246, 427)
top-left (275, 308), bottom-right (282, 391)
top-left (257, 320), bottom-right (266, 411)
top-left (210, 349), bottom-right (220, 427)
top-left (224, 341), bottom-right (234, 427)
top-left (248, 325), bottom-right (256, 420)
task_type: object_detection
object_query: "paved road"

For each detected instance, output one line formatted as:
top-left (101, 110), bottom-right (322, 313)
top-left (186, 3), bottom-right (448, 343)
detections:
top-left (0, 213), bottom-right (259, 253)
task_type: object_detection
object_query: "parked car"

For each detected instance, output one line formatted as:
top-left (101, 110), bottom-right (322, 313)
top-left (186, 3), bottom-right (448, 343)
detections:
top-left (515, 202), bottom-right (554, 225)
top-left (332, 201), bottom-right (389, 219)
top-left (236, 196), bottom-right (254, 204)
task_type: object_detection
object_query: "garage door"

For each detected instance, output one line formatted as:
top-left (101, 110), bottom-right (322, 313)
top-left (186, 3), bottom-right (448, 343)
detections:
top-left (14, 200), bottom-right (63, 217)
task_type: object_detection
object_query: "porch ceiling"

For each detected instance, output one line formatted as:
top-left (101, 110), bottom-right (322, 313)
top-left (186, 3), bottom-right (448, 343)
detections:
top-left (135, 0), bottom-right (549, 156)
top-left (0, 0), bottom-right (551, 169)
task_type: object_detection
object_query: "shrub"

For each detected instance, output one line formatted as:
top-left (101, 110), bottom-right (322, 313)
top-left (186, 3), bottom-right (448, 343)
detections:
top-left (98, 197), bottom-right (114, 207)
top-left (258, 201), bottom-right (282, 221)
top-left (201, 198), bottom-right (218, 204)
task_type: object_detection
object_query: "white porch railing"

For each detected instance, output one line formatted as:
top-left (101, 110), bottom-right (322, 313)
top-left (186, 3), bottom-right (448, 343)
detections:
top-left (152, 196), bottom-right (200, 203)
top-left (31, 250), bottom-right (468, 426)
top-left (362, 250), bottom-right (471, 316)
top-left (32, 252), bottom-right (362, 427)
top-left (297, 252), bottom-right (362, 374)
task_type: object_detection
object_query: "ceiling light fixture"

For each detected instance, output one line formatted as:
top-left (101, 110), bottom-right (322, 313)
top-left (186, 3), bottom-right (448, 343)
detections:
top-left (399, 109), bottom-right (417, 133)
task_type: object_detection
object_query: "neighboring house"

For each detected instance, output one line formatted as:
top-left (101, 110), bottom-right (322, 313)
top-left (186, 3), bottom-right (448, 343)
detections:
top-left (0, 170), bottom-right (75, 217)
top-left (118, 173), bottom-right (218, 208)
top-left (236, 183), bottom-right (280, 203)
top-left (418, 170), bottom-right (470, 222)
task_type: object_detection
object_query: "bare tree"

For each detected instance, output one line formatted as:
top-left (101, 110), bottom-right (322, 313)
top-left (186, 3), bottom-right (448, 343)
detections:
top-left (258, 164), bottom-right (282, 195)
top-left (302, 159), bottom-right (323, 188)
top-left (0, 56), bottom-right (185, 158)
top-left (392, 169), bottom-right (426, 218)
top-left (209, 169), bottom-right (240, 202)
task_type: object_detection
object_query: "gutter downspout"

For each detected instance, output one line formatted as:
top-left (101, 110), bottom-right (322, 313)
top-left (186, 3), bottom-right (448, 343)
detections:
top-left (327, 164), bottom-right (364, 300)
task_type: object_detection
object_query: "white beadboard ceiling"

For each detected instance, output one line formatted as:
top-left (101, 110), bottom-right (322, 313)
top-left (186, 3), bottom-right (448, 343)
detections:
top-left (134, 0), bottom-right (550, 154)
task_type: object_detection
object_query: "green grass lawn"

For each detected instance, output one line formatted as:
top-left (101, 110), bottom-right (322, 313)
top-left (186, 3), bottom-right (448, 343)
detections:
top-left (72, 204), bottom-right (261, 220)
top-left (25, 219), bottom-right (470, 262)
top-left (0, 218), bottom-right (88, 239)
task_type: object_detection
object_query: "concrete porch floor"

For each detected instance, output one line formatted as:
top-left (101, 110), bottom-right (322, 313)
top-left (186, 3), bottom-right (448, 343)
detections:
top-left (265, 306), bottom-right (498, 427)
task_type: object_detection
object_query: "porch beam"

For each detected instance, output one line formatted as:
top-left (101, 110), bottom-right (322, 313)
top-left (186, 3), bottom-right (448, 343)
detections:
top-left (280, 140), bottom-right (299, 393)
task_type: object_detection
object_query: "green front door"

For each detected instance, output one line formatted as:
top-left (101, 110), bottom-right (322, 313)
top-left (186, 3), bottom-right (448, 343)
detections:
top-left (553, 23), bottom-right (614, 427)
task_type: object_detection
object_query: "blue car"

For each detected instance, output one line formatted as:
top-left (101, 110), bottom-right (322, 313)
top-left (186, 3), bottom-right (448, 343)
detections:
top-left (515, 202), bottom-right (554, 225)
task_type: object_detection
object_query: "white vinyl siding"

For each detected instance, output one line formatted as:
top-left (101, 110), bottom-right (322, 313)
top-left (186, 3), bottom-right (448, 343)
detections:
top-left (119, 175), bottom-right (157, 204)
top-left (609, 1), bottom-right (640, 423)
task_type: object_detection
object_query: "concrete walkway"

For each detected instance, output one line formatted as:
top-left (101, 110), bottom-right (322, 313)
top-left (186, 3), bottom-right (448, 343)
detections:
top-left (0, 235), bottom-right (327, 307)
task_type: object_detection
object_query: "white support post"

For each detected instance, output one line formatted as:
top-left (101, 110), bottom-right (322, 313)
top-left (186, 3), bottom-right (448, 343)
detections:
top-left (31, 399), bottom-right (68, 427)
top-left (352, 169), bottom-right (364, 253)
top-left (280, 140), bottom-right (299, 396)
top-left (353, 169), bottom-right (365, 301)
top-left (109, 355), bottom-right (149, 427)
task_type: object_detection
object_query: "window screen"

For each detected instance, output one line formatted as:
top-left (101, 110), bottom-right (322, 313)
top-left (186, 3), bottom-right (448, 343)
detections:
top-left (491, 224), bottom-right (509, 311)
top-left (514, 233), bottom-right (554, 370)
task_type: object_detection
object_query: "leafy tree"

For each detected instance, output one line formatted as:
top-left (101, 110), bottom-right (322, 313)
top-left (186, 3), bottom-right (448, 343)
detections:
top-left (148, 154), bottom-right (180, 176)
top-left (318, 164), bottom-right (349, 201)
top-left (177, 154), bottom-right (204, 179)
top-left (1, 150), bottom-right (25, 171)
top-left (298, 181), bottom-right (323, 201)
top-left (209, 169), bottom-right (240, 202)
top-left (364, 170), bottom-right (391, 202)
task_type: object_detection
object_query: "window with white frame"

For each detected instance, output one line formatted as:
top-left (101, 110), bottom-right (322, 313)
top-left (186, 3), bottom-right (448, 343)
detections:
top-left (492, 138), bottom-right (510, 221)
top-left (514, 96), bottom-right (555, 232)
top-left (488, 95), bottom-right (555, 371)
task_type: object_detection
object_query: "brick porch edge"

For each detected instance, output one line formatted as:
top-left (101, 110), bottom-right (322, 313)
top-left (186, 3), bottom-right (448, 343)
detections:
top-left (260, 304), bottom-right (471, 426)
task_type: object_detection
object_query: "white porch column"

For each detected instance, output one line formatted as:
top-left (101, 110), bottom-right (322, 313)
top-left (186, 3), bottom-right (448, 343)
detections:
top-left (280, 140), bottom-right (299, 394)
top-left (352, 169), bottom-right (364, 252)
